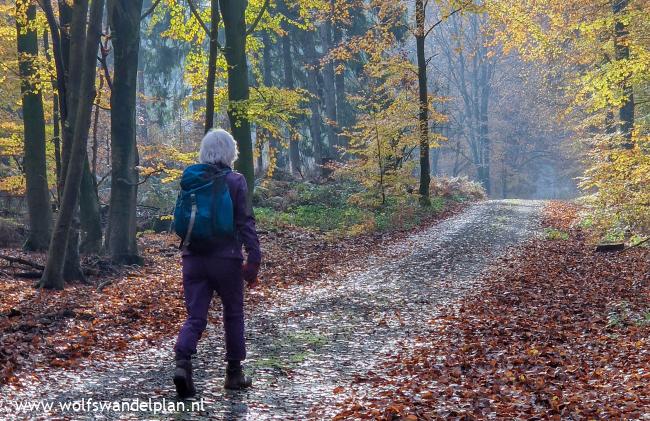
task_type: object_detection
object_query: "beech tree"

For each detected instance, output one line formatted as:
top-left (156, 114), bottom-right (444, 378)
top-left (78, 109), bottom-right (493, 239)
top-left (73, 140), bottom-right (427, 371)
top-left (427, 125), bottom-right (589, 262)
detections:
top-left (39, 0), bottom-right (105, 289)
top-left (16, 0), bottom-right (52, 251)
top-left (105, 0), bottom-right (145, 265)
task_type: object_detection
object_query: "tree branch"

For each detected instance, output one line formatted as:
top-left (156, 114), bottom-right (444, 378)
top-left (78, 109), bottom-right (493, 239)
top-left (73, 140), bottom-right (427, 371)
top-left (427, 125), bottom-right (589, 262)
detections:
top-left (186, 0), bottom-right (223, 50)
top-left (246, 0), bottom-right (270, 36)
top-left (186, 0), bottom-right (210, 35)
top-left (141, 0), bottom-right (162, 20)
top-left (97, 55), bottom-right (113, 91)
top-left (36, 0), bottom-right (68, 120)
top-left (0, 254), bottom-right (45, 271)
top-left (424, 1), bottom-right (471, 39)
top-left (97, 36), bottom-right (113, 91)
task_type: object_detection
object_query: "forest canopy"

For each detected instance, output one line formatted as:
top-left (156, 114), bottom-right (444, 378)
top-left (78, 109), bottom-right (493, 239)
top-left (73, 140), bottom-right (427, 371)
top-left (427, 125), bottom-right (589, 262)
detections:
top-left (0, 0), bottom-right (648, 288)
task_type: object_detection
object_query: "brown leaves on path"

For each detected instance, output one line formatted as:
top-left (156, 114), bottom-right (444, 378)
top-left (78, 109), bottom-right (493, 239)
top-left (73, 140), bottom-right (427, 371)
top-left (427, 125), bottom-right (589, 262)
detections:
top-left (333, 201), bottom-right (650, 420)
top-left (0, 201), bottom-right (466, 387)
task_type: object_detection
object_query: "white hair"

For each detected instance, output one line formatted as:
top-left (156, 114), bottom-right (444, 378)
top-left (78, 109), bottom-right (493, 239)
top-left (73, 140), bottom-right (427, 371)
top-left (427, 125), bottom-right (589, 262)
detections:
top-left (199, 128), bottom-right (239, 167)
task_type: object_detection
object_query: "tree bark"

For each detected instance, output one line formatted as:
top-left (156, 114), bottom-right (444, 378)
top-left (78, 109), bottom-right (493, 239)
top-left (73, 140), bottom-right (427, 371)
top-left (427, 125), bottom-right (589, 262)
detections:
top-left (106, 0), bottom-right (144, 265)
top-left (320, 19), bottom-right (338, 159)
top-left (477, 51), bottom-right (491, 195)
top-left (278, 0), bottom-right (300, 174)
top-left (16, 1), bottom-right (53, 251)
top-left (43, 29), bottom-right (62, 200)
top-left (300, 29), bottom-right (324, 175)
top-left (219, 0), bottom-right (255, 197)
top-left (39, 0), bottom-right (67, 122)
top-left (331, 0), bottom-right (349, 147)
top-left (79, 158), bottom-right (102, 254)
top-left (261, 31), bottom-right (286, 171)
top-left (39, 0), bottom-right (105, 289)
top-left (56, 0), bottom-right (88, 280)
top-left (613, 0), bottom-right (634, 148)
top-left (415, 0), bottom-right (430, 204)
top-left (205, 0), bottom-right (220, 133)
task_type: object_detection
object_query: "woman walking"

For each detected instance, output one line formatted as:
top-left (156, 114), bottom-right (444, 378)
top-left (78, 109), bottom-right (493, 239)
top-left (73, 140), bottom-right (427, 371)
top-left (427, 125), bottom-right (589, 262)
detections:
top-left (172, 128), bottom-right (261, 398)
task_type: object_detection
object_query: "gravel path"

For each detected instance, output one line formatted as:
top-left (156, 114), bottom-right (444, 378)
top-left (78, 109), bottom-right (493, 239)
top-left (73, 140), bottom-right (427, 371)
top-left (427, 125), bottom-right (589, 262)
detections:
top-left (0, 200), bottom-right (544, 420)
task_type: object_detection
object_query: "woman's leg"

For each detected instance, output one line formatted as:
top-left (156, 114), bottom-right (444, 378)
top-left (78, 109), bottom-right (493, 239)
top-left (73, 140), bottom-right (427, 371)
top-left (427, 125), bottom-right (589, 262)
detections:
top-left (213, 258), bottom-right (246, 361)
top-left (174, 255), bottom-right (214, 359)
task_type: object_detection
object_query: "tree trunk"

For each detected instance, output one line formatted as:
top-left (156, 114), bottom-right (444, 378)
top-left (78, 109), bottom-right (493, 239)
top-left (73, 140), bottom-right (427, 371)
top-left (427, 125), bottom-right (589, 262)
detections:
top-left (44, 29), bottom-right (62, 199)
top-left (79, 158), bottom-right (102, 254)
top-left (42, 28), bottom-right (63, 203)
top-left (106, 0), bottom-right (144, 265)
top-left (320, 20), bottom-right (338, 159)
top-left (415, 0), bottom-right (430, 204)
top-left (477, 46), bottom-right (491, 195)
top-left (278, 0), bottom-right (300, 175)
top-left (56, 0), bottom-right (88, 280)
top-left (137, 39), bottom-right (148, 142)
top-left (262, 31), bottom-right (286, 171)
top-left (17, 1), bottom-right (52, 251)
top-left (300, 29), bottom-right (324, 175)
top-left (430, 147), bottom-right (440, 176)
top-left (283, 35), bottom-right (301, 175)
top-left (60, 0), bottom-right (86, 182)
top-left (39, 0), bottom-right (67, 123)
top-left (205, 0), bottom-right (220, 133)
top-left (39, 0), bottom-right (105, 290)
top-left (613, 0), bottom-right (634, 148)
top-left (219, 0), bottom-right (255, 197)
top-left (331, 0), bottom-right (349, 147)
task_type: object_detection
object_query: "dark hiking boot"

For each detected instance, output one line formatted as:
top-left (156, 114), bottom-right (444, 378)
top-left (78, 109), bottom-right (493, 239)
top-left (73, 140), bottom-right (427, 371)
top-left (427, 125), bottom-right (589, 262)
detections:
top-left (173, 358), bottom-right (196, 398)
top-left (224, 365), bottom-right (252, 390)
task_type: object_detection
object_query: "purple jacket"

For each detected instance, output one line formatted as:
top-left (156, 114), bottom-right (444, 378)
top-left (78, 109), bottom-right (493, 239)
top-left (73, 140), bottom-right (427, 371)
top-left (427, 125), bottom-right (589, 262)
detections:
top-left (181, 169), bottom-right (261, 264)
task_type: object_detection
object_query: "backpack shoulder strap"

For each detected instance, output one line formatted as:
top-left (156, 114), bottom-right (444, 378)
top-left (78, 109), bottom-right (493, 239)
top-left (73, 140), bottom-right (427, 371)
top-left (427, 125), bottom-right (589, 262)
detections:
top-left (178, 193), bottom-right (198, 249)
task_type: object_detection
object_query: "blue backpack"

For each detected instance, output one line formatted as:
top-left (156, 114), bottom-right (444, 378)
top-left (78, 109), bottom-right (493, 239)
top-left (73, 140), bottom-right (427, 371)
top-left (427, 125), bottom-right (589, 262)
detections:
top-left (173, 164), bottom-right (235, 251)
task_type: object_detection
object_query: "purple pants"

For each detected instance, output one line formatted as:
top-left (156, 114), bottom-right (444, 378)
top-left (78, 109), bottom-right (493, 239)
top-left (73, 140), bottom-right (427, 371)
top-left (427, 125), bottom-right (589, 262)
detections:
top-left (174, 256), bottom-right (246, 361)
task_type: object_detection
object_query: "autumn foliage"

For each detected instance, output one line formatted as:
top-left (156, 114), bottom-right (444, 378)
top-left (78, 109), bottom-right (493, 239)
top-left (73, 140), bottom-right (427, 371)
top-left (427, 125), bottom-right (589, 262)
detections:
top-left (333, 201), bottom-right (650, 419)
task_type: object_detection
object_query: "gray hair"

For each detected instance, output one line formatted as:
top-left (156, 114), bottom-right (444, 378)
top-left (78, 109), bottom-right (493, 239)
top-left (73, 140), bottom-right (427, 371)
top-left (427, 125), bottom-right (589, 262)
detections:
top-left (199, 128), bottom-right (239, 167)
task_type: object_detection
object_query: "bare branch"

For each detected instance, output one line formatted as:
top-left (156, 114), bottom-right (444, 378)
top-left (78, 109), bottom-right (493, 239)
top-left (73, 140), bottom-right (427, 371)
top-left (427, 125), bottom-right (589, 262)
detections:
top-left (186, 0), bottom-right (210, 35)
top-left (141, 0), bottom-right (162, 21)
top-left (424, 1), bottom-right (472, 39)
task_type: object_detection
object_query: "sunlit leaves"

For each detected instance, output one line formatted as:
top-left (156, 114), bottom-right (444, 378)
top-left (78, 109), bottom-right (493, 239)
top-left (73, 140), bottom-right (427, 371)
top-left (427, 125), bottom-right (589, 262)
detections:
top-left (487, 0), bottom-right (650, 235)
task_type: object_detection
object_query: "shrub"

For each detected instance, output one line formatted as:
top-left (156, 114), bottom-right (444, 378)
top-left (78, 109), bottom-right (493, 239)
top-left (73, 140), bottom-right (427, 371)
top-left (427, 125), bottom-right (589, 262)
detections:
top-left (429, 176), bottom-right (486, 201)
top-left (0, 217), bottom-right (25, 247)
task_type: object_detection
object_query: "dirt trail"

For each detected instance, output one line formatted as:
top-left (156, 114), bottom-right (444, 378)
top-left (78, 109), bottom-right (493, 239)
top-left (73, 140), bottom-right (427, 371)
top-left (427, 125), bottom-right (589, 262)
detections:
top-left (0, 200), bottom-right (543, 420)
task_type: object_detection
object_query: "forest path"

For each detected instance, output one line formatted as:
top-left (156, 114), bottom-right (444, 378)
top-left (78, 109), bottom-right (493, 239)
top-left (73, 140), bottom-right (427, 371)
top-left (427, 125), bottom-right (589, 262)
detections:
top-left (1, 199), bottom-right (544, 420)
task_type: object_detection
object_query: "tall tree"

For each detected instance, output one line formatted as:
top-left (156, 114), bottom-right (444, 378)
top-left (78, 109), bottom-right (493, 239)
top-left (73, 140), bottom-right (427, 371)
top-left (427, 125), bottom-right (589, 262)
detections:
top-left (42, 0), bottom-right (103, 267)
top-left (613, 0), bottom-right (634, 148)
top-left (277, 0), bottom-right (301, 174)
top-left (205, 0), bottom-right (220, 132)
top-left (415, 0), bottom-right (431, 204)
top-left (300, 29), bottom-right (324, 175)
top-left (105, 0), bottom-right (144, 264)
top-left (42, 30), bottom-right (62, 198)
top-left (219, 0), bottom-right (255, 195)
top-left (320, 11), bottom-right (338, 160)
top-left (261, 30), bottom-right (286, 171)
top-left (16, 0), bottom-right (52, 251)
top-left (38, 0), bottom-right (105, 289)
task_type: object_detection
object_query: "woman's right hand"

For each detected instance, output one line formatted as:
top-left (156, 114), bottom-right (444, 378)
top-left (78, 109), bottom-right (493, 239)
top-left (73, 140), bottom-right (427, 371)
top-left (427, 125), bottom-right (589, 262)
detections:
top-left (242, 261), bottom-right (260, 287)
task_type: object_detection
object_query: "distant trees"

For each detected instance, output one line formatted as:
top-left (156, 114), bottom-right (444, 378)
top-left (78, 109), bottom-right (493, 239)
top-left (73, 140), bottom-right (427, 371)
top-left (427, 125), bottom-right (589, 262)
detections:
top-left (439, 12), bottom-right (496, 195)
top-left (7, 0), bottom-right (638, 290)
top-left (488, 0), bottom-right (649, 232)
